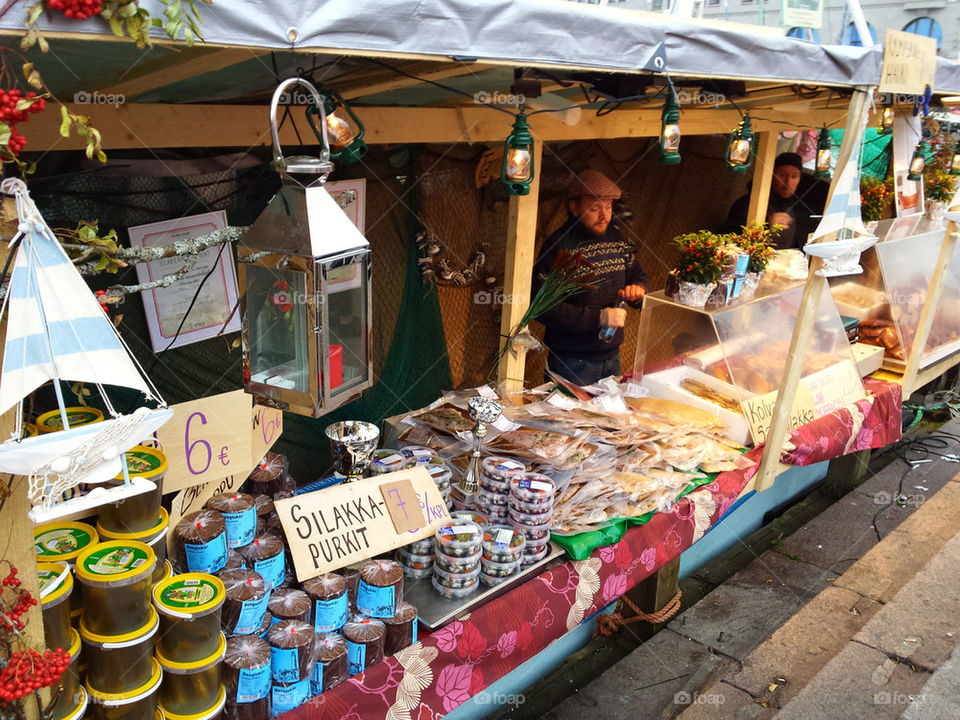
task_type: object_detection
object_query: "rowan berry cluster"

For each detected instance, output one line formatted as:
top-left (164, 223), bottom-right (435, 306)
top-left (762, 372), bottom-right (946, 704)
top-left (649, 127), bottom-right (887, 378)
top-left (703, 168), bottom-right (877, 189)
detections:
top-left (46, 0), bottom-right (103, 20)
top-left (0, 647), bottom-right (70, 703)
top-left (0, 89), bottom-right (46, 156)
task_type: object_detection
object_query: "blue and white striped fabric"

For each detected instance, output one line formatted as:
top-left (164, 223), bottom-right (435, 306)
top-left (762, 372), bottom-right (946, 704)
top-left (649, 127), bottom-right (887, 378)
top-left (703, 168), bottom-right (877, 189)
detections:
top-left (0, 224), bottom-right (153, 415)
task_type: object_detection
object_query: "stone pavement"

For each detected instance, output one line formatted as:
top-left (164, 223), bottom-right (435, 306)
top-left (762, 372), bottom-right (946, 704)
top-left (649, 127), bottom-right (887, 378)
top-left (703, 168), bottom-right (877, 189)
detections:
top-left (543, 418), bottom-right (960, 720)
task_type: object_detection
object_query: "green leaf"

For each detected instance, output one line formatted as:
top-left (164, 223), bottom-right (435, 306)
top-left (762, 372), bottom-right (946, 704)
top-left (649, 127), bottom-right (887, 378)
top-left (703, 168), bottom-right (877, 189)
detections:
top-left (95, 254), bottom-right (109, 271)
top-left (26, 2), bottom-right (44, 25)
top-left (97, 150), bottom-right (108, 164)
top-left (0, 124), bottom-right (11, 149)
top-left (20, 28), bottom-right (37, 51)
top-left (15, 98), bottom-right (38, 112)
top-left (78, 225), bottom-right (96, 241)
top-left (118, 1), bottom-right (139, 18)
top-left (183, 26), bottom-right (195, 45)
top-left (37, 33), bottom-right (48, 53)
top-left (108, 15), bottom-right (124, 36)
top-left (60, 106), bottom-right (72, 137)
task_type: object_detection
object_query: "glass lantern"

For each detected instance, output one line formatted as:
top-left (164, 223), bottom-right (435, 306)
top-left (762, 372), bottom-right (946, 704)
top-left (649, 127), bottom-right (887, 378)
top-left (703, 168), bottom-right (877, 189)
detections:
top-left (239, 78), bottom-right (373, 417)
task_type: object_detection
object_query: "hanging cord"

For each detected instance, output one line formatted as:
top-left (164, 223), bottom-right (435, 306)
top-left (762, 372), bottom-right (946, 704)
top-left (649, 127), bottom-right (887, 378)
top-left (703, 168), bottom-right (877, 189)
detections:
top-left (594, 588), bottom-right (682, 637)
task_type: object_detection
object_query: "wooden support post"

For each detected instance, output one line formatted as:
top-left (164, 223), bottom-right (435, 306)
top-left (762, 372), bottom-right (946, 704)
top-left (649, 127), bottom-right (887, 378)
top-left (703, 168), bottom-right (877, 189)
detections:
top-left (753, 88), bottom-right (872, 492)
top-left (747, 131), bottom-right (778, 224)
top-left (623, 556), bottom-right (680, 641)
top-left (900, 216), bottom-right (959, 396)
top-left (497, 139), bottom-right (543, 393)
top-left (824, 448), bottom-right (871, 499)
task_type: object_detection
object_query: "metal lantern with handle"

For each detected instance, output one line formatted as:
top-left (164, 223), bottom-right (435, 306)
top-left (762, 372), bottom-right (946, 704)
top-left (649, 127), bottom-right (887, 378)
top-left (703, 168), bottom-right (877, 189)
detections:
top-left (238, 78), bottom-right (373, 417)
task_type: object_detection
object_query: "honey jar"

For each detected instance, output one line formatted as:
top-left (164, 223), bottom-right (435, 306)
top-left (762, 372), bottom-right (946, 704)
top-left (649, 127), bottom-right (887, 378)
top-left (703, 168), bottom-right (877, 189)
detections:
top-left (96, 446), bottom-right (167, 534)
top-left (75, 540), bottom-right (156, 637)
top-left (153, 573), bottom-right (226, 663)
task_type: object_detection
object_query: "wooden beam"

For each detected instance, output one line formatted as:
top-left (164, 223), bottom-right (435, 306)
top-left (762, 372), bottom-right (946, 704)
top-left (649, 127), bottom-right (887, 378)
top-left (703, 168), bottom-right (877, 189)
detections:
top-left (747, 131), bottom-right (778, 224)
top-left (900, 218), bottom-right (960, 395)
top-left (99, 48), bottom-right (269, 98)
top-left (25, 103), bottom-right (849, 151)
top-left (497, 140), bottom-right (543, 392)
top-left (338, 62), bottom-right (492, 100)
top-left (753, 87), bottom-right (871, 492)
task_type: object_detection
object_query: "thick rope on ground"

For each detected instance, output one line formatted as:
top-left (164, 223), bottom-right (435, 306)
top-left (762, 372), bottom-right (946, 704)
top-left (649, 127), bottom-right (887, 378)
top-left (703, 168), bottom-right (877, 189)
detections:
top-left (594, 588), bottom-right (682, 637)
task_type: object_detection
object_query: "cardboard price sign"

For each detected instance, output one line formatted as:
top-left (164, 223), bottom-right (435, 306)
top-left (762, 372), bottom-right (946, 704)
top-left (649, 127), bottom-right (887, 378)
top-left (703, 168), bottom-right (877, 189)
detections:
top-left (159, 390), bottom-right (283, 494)
top-left (274, 467), bottom-right (450, 582)
top-left (379, 479), bottom-right (426, 533)
top-left (880, 30), bottom-right (937, 95)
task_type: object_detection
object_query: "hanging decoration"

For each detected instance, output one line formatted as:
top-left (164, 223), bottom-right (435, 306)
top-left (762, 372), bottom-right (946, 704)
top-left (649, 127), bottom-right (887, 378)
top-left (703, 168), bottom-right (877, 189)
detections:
top-left (726, 114), bottom-right (755, 172)
top-left (659, 90), bottom-right (681, 165)
top-left (415, 229), bottom-right (497, 287)
top-left (501, 113), bottom-right (535, 195)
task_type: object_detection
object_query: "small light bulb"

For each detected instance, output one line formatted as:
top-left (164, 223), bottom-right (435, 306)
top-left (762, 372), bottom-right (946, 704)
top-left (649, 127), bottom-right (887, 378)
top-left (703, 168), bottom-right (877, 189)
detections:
top-left (506, 147), bottom-right (531, 181)
top-left (951, 152), bottom-right (960, 173)
top-left (729, 139), bottom-right (751, 164)
top-left (817, 148), bottom-right (832, 172)
top-left (881, 107), bottom-right (894, 128)
top-left (909, 154), bottom-right (925, 176)
top-left (326, 110), bottom-right (356, 150)
top-left (662, 124), bottom-right (681, 152)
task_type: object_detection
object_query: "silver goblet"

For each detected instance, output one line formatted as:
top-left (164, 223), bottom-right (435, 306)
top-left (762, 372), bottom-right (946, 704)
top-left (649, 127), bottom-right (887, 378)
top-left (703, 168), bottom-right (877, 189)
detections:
top-left (454, 396), bottom-right (503, 501)
top-left (325, 420), bottom-right (380, 483)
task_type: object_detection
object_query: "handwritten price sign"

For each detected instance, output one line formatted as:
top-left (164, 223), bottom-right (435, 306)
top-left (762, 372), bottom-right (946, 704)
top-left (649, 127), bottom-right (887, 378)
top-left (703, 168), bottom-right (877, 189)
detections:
top-left (159, 390), bottom-right (284, 494)
top-left (274, 466), bottom-right (449, 582)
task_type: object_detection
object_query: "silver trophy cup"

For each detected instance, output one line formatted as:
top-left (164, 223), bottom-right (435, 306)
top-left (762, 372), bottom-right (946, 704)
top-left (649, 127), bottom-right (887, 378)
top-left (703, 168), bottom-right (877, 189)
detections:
top-left (325, 420), bottom-right (380, 482)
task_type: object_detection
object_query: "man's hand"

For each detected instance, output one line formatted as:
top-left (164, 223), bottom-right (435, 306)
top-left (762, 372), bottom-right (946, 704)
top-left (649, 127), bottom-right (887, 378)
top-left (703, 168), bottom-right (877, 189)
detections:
top-left (600, 306), bottom-right (627, 328)
top-left (619, 285), bottom-right (646, 302)
top-left (769, 212), bottom-right (793, 228)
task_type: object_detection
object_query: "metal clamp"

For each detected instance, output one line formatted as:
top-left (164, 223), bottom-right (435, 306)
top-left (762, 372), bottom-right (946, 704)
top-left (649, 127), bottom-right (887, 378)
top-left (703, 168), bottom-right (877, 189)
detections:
top-left (269, 78), bottom-right (333, 178)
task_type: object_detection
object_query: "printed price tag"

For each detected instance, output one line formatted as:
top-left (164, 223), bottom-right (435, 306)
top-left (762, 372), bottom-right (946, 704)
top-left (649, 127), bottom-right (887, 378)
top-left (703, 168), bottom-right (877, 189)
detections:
top-left (379, 479), bottom-right (425, 534)
top-left (494, 529), bottom-right (513, 548)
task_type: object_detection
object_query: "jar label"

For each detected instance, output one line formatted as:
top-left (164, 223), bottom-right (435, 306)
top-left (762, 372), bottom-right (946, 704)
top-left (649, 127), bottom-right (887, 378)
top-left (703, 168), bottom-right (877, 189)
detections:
top-left (412, 620), bottom-right (418, 645)
top-left (235, 665), bottom-right (270, 703)
top-left (223, 507), bottom-right (256, 548)
top-left (373, 453), bottom-right (403, 466)
top-left (516, 479), bottom-right (552, 492)
top-left (39, 408), bottom-right (100, 430)
top-left (356, 581), bottom-right (396, 619)
top-left (160, 577), bottom-right (218, 609)
top-left (313, 594), bottom-right (348, 633)
top-left (496, 460), bottom-right (524, 471)
top-left (270, 646), bottom-right (302, 684)
top-left (346, 640), bottom-right (366, 676)
top-left (271, 678), bottom-right (311, 717)
top-left (310, 661), bottom-right (323, 696)
top-left (34, 527), bottom-right (93, 557)
top-left (494, 529), bottom-right (513, 548)
top-left (36, 567), bottom-right (64, 595)
top-left (233, 592), bottom-right (269, 634)
top-left (81, 545), bottom-right (149, 576)
top-left (254, 551), bottom-right (285, 591)
top-left (124, 449), bottom-right (163, 476)
top-left (401, 448), bottom-right (433, 462)
top-left (184, 532), bottom-right (227, 574)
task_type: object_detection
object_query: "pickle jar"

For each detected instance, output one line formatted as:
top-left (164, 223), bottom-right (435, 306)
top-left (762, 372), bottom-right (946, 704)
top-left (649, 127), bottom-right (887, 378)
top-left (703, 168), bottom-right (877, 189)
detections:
top-left (160, 687), bottom-right (226, 720)
top-left (49, 628), bottom-right (82, 720)
top-left (174, 510), bottom-right (228, 575)
top-left (75, 540), bottom-right (156, 637)
top-left (96, 446), bottom-right (168, 534)
top-left (36, 406), bottom-right (103, 433)
top-left (80, 605), bottom-right (159, 694)
top-left (86, 657), bottom-right (162, 720)
top-left (97, 509), bottom-right (170, 587)
top-left (153, 573), bottom-right (226, 663)
top-left (156, 632), bottom-right (226, 717)
top-left (37, 562), bottom-right (73, 653)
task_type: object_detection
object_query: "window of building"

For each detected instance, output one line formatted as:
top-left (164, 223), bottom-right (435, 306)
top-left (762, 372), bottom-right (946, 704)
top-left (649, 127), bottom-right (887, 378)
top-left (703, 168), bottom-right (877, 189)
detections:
top-left (903, 17), bottom-right (943, 50)
top-left (708, 0), bottom-right (720, 5)
top-left (787, 27), bottom-right (821, 42)
top-left (840, 22), bottom-right (877, 47)
top-left (652, 0), bottom-right (663, 8)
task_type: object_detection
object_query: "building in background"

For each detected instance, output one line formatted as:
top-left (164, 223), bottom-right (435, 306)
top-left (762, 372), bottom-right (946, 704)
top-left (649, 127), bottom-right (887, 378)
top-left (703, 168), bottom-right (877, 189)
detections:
top-left (566, 0), bottom-right (960, 59)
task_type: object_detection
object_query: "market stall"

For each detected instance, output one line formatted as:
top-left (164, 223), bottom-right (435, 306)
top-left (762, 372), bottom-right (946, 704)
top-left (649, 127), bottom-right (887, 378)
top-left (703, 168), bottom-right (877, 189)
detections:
top-left (0, 2), bottom-right (958, 720)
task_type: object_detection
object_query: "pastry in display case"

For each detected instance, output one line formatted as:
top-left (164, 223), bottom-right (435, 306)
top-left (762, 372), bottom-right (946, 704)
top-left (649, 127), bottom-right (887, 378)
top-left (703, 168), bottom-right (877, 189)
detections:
top-left (634, 285), bottom-right (866, 445)
top-left (828, 216), bottom-right (960, 374)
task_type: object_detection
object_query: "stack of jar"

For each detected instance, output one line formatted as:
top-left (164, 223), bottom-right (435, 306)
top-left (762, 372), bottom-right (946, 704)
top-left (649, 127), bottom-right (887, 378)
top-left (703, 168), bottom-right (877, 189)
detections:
top-left (152, 573), bottom-right (227, 720)
top-left (76, 540), bottom-right (162, 720)
top-left (479, 525), bottom-right (526, 586)
top-left (37, 562), bottom-right (84, 720)
top-left (509, 473), bottom-right (556, 565)
top-left (477, 457), bottom-right (526, 522)
top-left (33, 521), bottom-right (99, 627)
top-left (369, 448), bottom-right (405, 476)
top-left (432, 521), bottom-right (483, 599)
top-left (425, 457), bottom-right (454, 509)
top-left (395, 537), bottom-right (435, 579)
top-left (96, 446), bottom-right (172, 587)
top-left (399, 444), bottom-right (437, 468)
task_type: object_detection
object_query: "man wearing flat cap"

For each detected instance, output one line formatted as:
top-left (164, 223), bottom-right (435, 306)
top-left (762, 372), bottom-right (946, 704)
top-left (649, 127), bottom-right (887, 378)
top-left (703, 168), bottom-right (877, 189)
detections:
top-left (723, 152), bottom-right (827, 249)
top-left (532, 169), bottom-right (648, 386)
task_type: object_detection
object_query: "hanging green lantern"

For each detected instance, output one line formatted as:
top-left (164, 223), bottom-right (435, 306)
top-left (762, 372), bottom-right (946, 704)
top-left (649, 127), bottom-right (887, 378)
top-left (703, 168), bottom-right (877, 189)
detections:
top-left (306, 88), bottom-right (368, 165)
top-left (950, 138), bottom-right (960, 176)
top-left (815, 127), bottom-right (832, 178)
top-left (501, 113), bottom-right (535, 196)
top-left (660, 92), bottom-right (681, 165)
top-left (878, 103), bottom-right (894, 135)
top-left (907, 140), bottom-right (928, 181)
top-left (726, 114), bottom-right (754, 173)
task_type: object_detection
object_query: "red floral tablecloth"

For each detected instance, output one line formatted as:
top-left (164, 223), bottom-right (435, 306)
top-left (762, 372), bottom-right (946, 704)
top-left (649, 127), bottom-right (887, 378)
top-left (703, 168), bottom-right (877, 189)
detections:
top-left (284, 461), bottom-right (758, 720)
top-left (283, 380), bottom-right (901, 720)
top-left (780, 378), bottom-right (902, 465)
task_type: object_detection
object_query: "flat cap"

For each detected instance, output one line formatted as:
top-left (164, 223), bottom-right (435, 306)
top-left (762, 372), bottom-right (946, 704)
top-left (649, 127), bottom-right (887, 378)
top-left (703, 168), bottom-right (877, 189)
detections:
top-left (568, 170), bottom-right (622, 200)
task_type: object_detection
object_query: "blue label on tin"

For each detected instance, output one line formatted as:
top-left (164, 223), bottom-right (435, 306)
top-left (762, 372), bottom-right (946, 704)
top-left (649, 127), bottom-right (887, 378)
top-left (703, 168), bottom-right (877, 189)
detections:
top-left (254, 551), bottom-right (285, 590)
top-left (271, 678), bottom-right (311, 717)
top-left (233, 592), bottom-right (269, 635)
top-left (223, 506), bottom-right (256, 548)
top-left (347, 640), bottom-right (366, 676)
top-left (412, 619), bottom-right (418, 645)
top-left (313, 594), bottom-right (348, 632)
top-left (270, 646), bottom-right (302, 684)
top-left (235, 665), bottom-right (271, 703)
top-left (310, 660), bottom-right (323, 696)
top-left (183, 532), bottom-right (227, 573)
top-left (357, 581), bottom-right (396, 618)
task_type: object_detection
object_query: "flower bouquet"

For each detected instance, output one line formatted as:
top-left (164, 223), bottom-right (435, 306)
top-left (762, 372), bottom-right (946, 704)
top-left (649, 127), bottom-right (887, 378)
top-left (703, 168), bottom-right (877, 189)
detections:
top-left (671, 230), bottom-right (725, 307)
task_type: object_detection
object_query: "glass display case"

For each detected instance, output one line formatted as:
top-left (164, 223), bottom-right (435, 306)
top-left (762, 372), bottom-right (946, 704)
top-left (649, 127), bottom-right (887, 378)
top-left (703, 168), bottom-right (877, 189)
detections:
top-left (828, 215), bottom-right (960, 374)
top-left (634, 285), bottom-right (866, 446)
